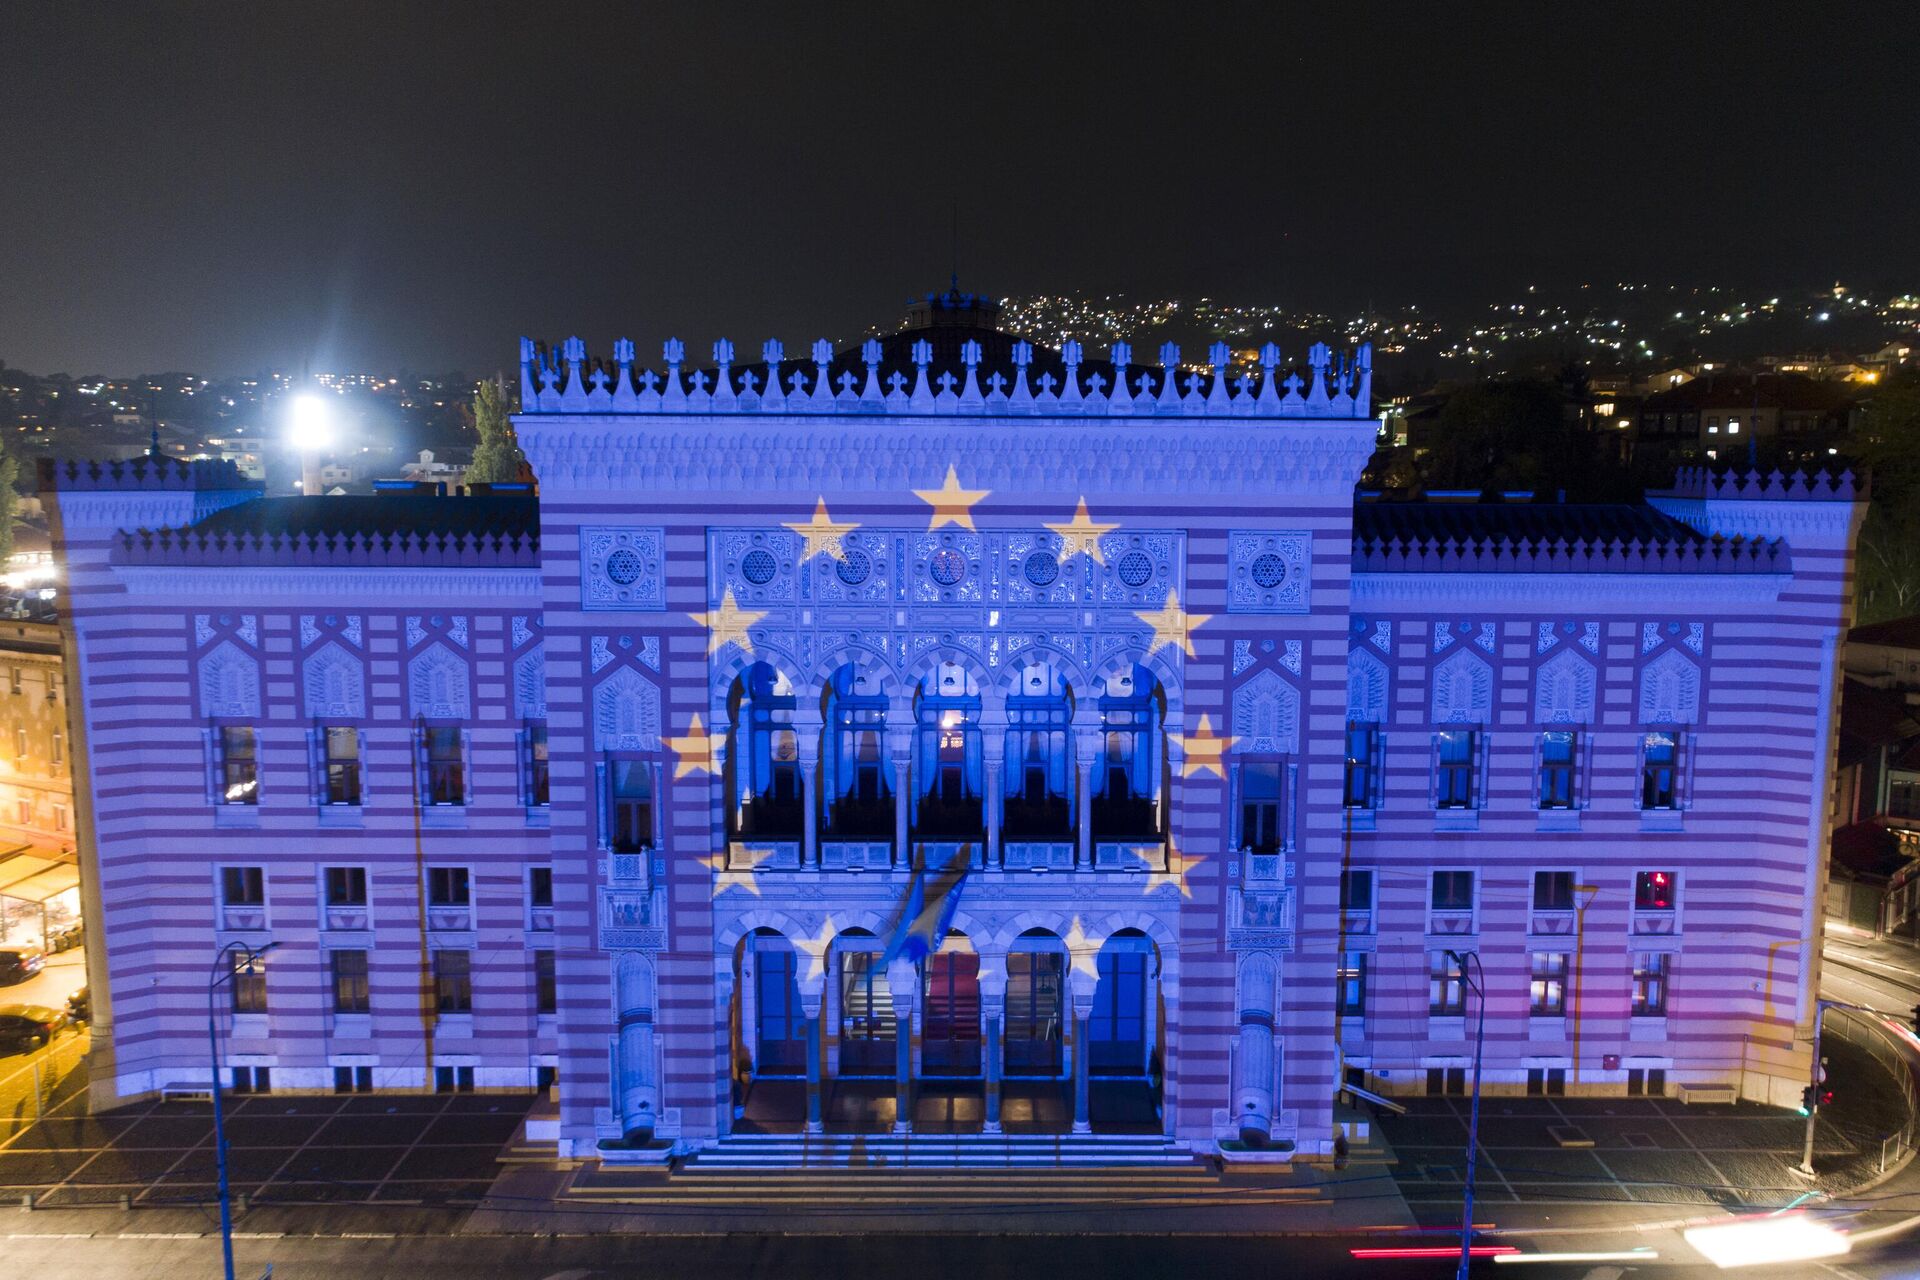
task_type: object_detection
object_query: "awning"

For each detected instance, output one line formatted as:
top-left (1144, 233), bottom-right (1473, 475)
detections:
top-left (0, 836), bottom-right (80, 905)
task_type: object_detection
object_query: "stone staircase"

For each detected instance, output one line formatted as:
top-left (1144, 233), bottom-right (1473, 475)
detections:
top-left (685, 1130), bottom-right (1200, 1170)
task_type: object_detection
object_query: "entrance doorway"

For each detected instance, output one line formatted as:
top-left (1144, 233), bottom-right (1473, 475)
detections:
top-left (1004, 948), bottom-right (1064, 1075)
top-left (838, 950), bottom-right (896, 1076)
top-left (1089, 946), bottom-right (1149, 1076)
top-left (922, 951), bottom-right (981, 1075)
top-left (753, 942), bottom-right (806, 1075)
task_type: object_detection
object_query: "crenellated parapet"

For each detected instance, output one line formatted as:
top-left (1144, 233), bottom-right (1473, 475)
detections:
top-left (515, 334), bottom-right (1376, 419)
top-left (113, 525), bottom-right (540, 569)
top-left (1351, 531), bottom-right (1789, 576)
top-left (38, 456), bottom-right (256, 494)
top-left (1653, 466), bottom-right (1867, 503)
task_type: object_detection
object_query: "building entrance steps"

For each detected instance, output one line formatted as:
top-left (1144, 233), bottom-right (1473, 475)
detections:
top-left (682, 1131), bottom-right (1199, 1171)
top-left (736, 1076), bottom-right (1162, 1136)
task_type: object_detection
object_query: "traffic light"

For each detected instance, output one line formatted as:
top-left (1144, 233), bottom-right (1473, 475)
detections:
top-left (1910, 1004), bottom-right (1920, 1036)
top-left (1819, 1086), bottom-right (1834, 1108)
top-left (1799, 1085), bottom-right (1817, 1116)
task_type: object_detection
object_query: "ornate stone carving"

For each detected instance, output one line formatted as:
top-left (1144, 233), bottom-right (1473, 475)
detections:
top-left (407, 643), bottom-right (471, 720)
top-left (198, 642), bottom-right (261, 719)
top-left (594, 666), bottom-right (662, 751)
top-left (302, 642), bottom-right (366, 720)
top-left (1226, 530), bottom-right (1310, 614)
top-left (581, 527), bottom-right (666, 611)
top-left (1534, 649), bottom-right (1596, 724)
top-left (1639, 649), bottom-right (1702, 725)
top-left (1232, 670), bottom-right (1301, 754)
top-left (1431, 648), bottom-right (1493, 723)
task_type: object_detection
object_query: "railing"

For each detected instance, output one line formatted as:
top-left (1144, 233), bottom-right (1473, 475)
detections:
top-left (1823, 1005), bottom-right (1920, 1176)
top-left (1003, 842), bottom-right (1073, 871)
top-left (821, 840), bottom-right (892, 871)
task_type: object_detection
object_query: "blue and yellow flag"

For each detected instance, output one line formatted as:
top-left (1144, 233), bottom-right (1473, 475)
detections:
top-left (880, 844), bottom-right (972, 968)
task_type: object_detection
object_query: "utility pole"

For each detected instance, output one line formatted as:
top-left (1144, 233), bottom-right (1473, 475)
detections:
top-left (1446, 949), bottom-right (1487, 1280)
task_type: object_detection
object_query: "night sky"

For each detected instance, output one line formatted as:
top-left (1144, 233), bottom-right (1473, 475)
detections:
top-left (4, 2), bottom-right (1916, 376)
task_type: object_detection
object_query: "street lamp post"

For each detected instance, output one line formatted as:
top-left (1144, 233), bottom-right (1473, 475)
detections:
top-left (208, 940), bottom-right (276, 1280)
top-left (1446, 948), bottom-right (1488, 1280)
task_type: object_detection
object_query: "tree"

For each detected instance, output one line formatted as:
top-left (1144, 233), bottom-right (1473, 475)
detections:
top-left (1420, 381), bottom-right (1595, 498)
top-left (464, 378), bottom-right (526, 485)
top-left (0, 444), bottom-right (17, 561)
top-left (1850, 376), bottom-right (1920, 625)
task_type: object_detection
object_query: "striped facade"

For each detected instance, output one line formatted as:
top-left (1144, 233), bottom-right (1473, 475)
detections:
top-left (42, 325), bottom-right (1862, 1163)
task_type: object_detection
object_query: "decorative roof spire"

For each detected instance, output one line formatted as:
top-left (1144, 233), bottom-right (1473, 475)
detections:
top-left (1060, 339), bottom-right (1084, 410)
top-left (1206, 341), bottom-right (1232, 413)
top-left (910, 338), bottom-right (935, 412)
top-left (1306, 341), bottom-right (1331, 411)
top-left (518, 337), bottom-right (539, 407)
top-left (810, 339), bottom-right (835, 410)
top-left (1256, 343), bottom-right (1282, 411)
top-left (959, 339), bottom-right (985, 411)
top-left (661, 337), bottom-right (687, 411)
top-left (860, 338), bottom-right (885, 408)
top-left (561, 336), bottom-right (588, 410)
top-left (1156, 342), bottom-right (1183, 414)
top-left (1009, 339), bottom-right (1035, 411)
top-left (1109, 342), bottom-right (1133, 417)
top-left (611, 337), bottom-right (638, 410)
top-left (711, 338), bottom-right (737, 411)
top-left (761, 339), bottom-right (786, 412)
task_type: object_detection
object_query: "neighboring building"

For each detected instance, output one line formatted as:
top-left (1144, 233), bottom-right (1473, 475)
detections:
top-left (0, 600), bottom-right (80, 952)
top-left (1830, 615), bottom-right (1920, 936)
top-left (43, 307), bottom-right (1862, 1165)
top-left (396, 449), bottom-right (469, 490)
top-left (1634, 372), bottom-right (1857, 462)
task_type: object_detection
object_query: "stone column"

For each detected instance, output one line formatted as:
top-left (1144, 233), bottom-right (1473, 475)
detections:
top-left (978, 952), bottom-right (1008, 1134)
top-left (1233, 953), bottom-right (1278, 1147)
top-left (794, 707), bottom-right (822, 868)
top-left (1068, 958), bottom-right (1099, 1134)
top-left (798, 970), bottom-right (826, 1135)
top-left (1073, 727), bottom-right (1100, 868)
top-left (617, 953), bottom-right (659, 1145)
top-left (981, 723), bottom-right (1005, 867)
top-left (887, 956), bottom-right (917, 1134)
top-left (887, 721), bottom-right (913, 866)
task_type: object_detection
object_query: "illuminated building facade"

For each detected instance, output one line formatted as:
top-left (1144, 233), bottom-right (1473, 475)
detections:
top-left (46, 298), bottom-right (1862, 1162)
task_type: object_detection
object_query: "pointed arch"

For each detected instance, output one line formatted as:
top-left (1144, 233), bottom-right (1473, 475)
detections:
top-left (1534, 648), bottom-right (1597, 724)
top-left (302, 641), bottom-right (366, 720)
top-left (407, 643), bottom-right (470, 720)
top-left (514, 645), bottom-right (547, 721)
top-left (594, 665), bottom-right (662, 751)
top-left (1232, 669), bottom-right (1301, 754)
top-left (1639, 649), bottom-right (1702, 725)
top-left (198, 641), bottom-right (260, 719)
top-left (1347, 646), bottom-right (1389, 724)
top-left (1431, 648), bottom-right (1493, 724)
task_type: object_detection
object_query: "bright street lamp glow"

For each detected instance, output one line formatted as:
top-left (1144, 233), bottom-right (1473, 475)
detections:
top-left (287, 393), bottom-right (332, 452)
top-left (1682, 1214), bottom-right (1850, 1268)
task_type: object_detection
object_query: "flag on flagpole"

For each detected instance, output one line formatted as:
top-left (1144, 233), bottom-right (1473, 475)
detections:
top-left (881, 843), bottom-right (973, 968)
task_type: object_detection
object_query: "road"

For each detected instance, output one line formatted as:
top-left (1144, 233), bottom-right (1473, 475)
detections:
top-left (1822, 926), bottom-right (1920, 1021)
top-left (0, 947), bottom-right (84, 1016)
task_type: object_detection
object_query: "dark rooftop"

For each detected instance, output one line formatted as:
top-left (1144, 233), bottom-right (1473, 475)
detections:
top-left (188, 494), bottom-right (538, 542)
top-left (1351, 501), bottom-right (1708, 547)
top-left (1851, 614), bottom-right (1920, 650)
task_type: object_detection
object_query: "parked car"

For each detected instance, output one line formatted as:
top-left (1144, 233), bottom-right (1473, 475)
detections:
top-left (0, 1004), bottom-right (67, 1053)
top-left (65, 986), bottom-right (89, 1024)
top-left (0, 947), bottom-right (43, 987)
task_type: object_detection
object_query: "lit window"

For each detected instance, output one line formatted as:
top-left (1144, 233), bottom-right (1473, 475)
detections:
top-left (1635, 870), bottom-right (1677, 911)
top-left (608, 760), bottom-right (653, 852)
top-left (1344, 723), bottom-right (1379, 809)
top-left (1436, 730), bottom-right (1477, 809)
top-left (323, 727), bottom-right (360, 806)
top-left (1338, 952), bottom-right (1367, 1016)
top-left (1530, 953), bottom-right (1568, 1016)
top-left (1428, 951), bottom-right (1468, 1015)
top-left (219, 726), bottom-right (258, 805)
top-left (1632, 952), bottom-right (1670, 1016)
top-left (1240, 760), bottom-right (1283, 854)
top-left (1642, 733), bottom-right (1679, 809)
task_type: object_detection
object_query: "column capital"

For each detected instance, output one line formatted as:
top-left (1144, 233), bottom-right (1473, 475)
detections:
top-left (976, 950), bottom-right (1008, 1007)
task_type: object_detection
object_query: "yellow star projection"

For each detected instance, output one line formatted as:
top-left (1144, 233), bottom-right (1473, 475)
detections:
top-left (699, 844), bottom-right (778, 897)
top-left (1135, 587), bottom-right (1212, 658)
top-left (664, 714), bottom-right (718, 779)
top-left (793, 915), bottom-right (839, 984)
top-left (783, 498), bottom-right (858, 562)
top-left (690, 588), bottom-right (767, 657)
top-left (1060, 916), bottom-right (1103, 983)
top-left (1173, 714), bottom-right (1239, 779)
top-left (1143, 842), bottom-right (1205, 900)
top-left (913, 464), bottom-right (990, 531)
top-left (1045, 497), bottom-right (1118, 566)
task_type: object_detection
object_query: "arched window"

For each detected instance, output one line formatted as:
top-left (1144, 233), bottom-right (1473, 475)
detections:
top-left (729, 663), bottom-right (800, 840)
top-left (821, 665), bottom-right (891, 839)
top-left (1093, 664), bottom-right (1165, 842)
top-left (912, 662), bottom-right (982, 840)
top-left (1003, 662), bottom-right (1073, 841)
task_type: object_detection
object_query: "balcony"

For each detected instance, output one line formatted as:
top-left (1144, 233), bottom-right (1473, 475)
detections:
top-left (913, 841), bottom-right (986, 871)
top-left (1003, 842), bottom-right (1073, 871)
top-left (219, 905), bottom-right (266, 932)
top-left (1427, 910), bottom-right (1478, 937)
top-left (729, 840), bottom-right (800, 870)
top-left (1631, 911), bottom-right (1678, 936)
top-left (426, 905), bottom-right (472, 932)
top-left (1095, 840), bottom-right (1165, 871)
top-left (1529, 910), bottom-right (1576, 937)
top-left (822, 841), bottom-right (891, 871)
top-left (323, 905), bottom-right (369, 932)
